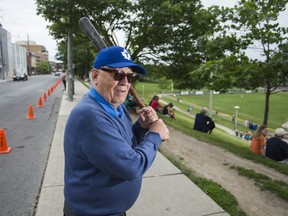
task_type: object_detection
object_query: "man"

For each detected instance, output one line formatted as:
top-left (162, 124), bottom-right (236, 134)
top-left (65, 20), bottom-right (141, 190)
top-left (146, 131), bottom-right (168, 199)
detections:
top-left (63, 46), bottom-right (169, 216)
top-left (62, 71), bottom-right (67, 91)
top-left (265, 128), bottom-right (288, 163)
top-left (193, 107), bottom-right (215, 133)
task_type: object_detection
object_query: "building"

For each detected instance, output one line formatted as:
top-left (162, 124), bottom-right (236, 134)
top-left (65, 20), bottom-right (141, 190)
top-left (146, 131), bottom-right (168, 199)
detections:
top-left (0, 23), bottom-right (12, 80)
top-left (0, 24), bottom-right (27, 80)
top-left (17, 41), bottom-right (49, 75)
top-left (12, 43), bottom-right (27, 76)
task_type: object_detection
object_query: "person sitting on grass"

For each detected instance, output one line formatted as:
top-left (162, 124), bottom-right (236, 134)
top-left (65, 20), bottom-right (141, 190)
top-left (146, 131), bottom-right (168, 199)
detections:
top-left (265, 128), bottom-right (288, 163)
top-left (162, 102), bottom-right (176, 120)
top-left (250, 125), bottom-right (267, 155)
top-left (193, 107), bottom-right (215, 134)
top-left (149, 95), bottom-right (163, 113)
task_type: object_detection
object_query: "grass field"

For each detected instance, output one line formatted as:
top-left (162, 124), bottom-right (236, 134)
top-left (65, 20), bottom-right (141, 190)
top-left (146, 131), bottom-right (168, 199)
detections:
top-left (135, 82), bottom-right (288, 131)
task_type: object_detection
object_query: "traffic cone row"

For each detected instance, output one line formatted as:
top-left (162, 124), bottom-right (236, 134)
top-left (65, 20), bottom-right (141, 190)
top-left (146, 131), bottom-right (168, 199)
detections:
top-left (27, 82), bottom-right (60, 120)
top-left (1, 79), bottom-right (63, 154)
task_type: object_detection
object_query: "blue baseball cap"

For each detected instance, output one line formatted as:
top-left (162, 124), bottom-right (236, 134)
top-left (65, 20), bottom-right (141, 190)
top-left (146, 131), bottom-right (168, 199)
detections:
top-left (93, 46), bottom-right (146, 74)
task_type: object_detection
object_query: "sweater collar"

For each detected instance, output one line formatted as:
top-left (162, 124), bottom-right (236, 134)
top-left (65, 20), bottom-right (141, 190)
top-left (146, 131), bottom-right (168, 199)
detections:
top-left (88, 87), bottom-right (123, 118)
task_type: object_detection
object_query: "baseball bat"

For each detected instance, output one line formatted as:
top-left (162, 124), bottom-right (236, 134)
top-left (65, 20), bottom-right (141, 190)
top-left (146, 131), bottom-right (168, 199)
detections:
top-left (79, 17), bottom-right (145, 108)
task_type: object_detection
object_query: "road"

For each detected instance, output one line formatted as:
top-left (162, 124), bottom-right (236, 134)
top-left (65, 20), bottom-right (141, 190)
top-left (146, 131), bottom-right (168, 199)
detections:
top-left (0, 75), bottom-right (64, 216)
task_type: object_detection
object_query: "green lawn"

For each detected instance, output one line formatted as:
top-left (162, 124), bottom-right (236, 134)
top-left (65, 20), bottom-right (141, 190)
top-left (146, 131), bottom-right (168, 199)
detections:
top-left (135, 82), bottom-right (288, 131)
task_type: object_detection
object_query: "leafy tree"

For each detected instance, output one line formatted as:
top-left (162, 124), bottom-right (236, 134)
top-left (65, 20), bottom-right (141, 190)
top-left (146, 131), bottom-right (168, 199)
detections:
top-left (158, 77), bottom-right (173, 92)
top-left (229, 0), bottom-right (288, 126)
top-left (36, 0), bottom-right (132, 77)
top-left (191, 0), bottom-right (288, 127)
top-left (160, 4), bottom-right (241, 90)
top-left (35, 0), bottom-right (228, 83)
top-left (37, 60), bottom-right (50, 74)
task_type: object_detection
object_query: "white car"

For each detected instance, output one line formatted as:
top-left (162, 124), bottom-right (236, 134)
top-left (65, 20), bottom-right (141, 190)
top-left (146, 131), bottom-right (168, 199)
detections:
top-left (55, 72), bottom-right (62, 76)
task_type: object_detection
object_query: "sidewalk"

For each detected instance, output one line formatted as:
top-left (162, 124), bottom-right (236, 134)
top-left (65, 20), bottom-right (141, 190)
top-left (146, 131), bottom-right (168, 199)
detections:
top-left (35, 79), bottom-right (229, 216)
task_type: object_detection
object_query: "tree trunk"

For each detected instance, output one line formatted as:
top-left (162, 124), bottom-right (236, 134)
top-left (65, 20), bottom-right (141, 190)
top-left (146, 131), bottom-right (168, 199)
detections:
top-left (263, 85), bottom-right (271, 126)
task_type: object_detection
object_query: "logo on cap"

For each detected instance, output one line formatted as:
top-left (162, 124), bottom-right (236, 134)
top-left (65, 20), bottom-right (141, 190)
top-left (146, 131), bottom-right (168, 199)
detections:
top-left (121, 49), bottom-right (131, 61)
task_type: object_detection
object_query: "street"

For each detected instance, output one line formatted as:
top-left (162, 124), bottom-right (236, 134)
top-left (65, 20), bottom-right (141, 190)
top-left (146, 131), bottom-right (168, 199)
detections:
top-left (0, 75), bottom-right (64, 216)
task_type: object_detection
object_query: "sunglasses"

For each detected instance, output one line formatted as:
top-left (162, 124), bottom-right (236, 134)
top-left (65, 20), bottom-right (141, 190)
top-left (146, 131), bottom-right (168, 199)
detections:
top-left (99, 68), bottom-right (140, 83)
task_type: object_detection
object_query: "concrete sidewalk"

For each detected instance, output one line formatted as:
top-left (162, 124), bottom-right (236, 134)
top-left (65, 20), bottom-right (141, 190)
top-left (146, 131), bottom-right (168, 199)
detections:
top-left (35, 79), bottom-right (229, 216)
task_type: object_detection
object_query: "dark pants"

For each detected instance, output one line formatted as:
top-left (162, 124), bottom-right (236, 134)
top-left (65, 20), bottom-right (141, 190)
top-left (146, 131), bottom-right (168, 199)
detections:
top-left (63, 80), bottom-right (66, 90)
top-left (207, 121), bottom-right (215, 134)
top-left (64, 201), bottom-right (126, 216)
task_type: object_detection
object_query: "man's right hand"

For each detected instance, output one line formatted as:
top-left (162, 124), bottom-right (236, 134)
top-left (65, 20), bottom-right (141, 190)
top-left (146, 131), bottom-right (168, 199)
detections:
top-left (149, 119), bottom-right (169, 141)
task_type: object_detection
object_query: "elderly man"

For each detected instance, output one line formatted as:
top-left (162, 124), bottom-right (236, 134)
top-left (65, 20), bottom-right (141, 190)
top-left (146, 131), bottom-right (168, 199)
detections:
top-left (63, 46), bottom-right (169, 216)
top-left (265, 128), bottom-right (288, 163)
top-left (193, 107), bottom-right (215, 134)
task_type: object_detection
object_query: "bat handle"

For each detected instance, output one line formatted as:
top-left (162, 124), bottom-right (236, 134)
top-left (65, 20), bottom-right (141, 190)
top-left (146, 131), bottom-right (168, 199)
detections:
top-left (129, 86), bottom-right (145, 108)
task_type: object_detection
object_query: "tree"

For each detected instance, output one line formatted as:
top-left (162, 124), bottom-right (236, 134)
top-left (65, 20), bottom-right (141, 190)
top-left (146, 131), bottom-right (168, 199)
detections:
top-left (158, 77), bottom-right (173, 92)
top-left (37, 60), bottom-right (50, 74)
top-left (191, 0), bottom-right (288, 127)
top-left (35, 0), bottom-right (132, 77)
top-left (229, 0), bottom-right (288, 126)
top-left (35, 0), bottom-right (228, 83)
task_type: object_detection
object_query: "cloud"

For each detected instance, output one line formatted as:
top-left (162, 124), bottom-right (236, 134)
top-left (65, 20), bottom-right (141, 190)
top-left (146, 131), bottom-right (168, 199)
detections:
top-left (1, 0), bottom-right (57, 60)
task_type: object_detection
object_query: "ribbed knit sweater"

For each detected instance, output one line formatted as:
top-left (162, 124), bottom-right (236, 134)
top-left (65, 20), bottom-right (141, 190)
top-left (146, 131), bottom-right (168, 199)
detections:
top-left (64, 88), bottom-right (162, 215)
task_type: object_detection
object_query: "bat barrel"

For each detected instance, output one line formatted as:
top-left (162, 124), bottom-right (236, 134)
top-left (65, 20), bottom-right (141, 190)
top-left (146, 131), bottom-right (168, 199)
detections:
top-left (79, 17), bottom-right (107, 50)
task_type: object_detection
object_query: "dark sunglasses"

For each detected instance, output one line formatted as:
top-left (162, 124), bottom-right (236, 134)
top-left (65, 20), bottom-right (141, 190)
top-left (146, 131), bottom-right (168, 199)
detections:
top-left (99, 68), bottom-right (140, 83)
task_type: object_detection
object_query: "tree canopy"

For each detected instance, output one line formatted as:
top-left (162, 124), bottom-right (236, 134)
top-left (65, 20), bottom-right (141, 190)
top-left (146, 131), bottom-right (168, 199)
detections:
top-left (35, 0), bottom-right (288, 127)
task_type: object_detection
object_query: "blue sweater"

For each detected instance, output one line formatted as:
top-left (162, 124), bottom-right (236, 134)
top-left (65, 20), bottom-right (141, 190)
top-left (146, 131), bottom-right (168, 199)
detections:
top-left (64, 89), bottom-right (162, 215)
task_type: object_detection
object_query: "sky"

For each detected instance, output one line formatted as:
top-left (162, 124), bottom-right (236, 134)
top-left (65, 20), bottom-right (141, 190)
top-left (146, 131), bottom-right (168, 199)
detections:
top-left (1, 0), bottom-right (287, 62)
top-left (0, 0), bottom-right (58, 61)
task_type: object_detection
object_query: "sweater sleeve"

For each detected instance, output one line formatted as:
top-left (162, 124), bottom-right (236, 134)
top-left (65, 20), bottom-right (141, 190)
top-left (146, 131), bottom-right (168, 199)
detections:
top-left (132, 119), bottom-right (149, 144)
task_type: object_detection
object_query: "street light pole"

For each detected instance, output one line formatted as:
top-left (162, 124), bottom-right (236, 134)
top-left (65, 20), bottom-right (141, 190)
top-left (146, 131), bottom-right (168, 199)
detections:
top-left (209, 90), bottom-right (213, 117)
top-left (0, 23), bottom-right (5, 80)
top-left (142, 85), bottom-right (144, 98)
top-left (234, 106), bottom-right (240, 130)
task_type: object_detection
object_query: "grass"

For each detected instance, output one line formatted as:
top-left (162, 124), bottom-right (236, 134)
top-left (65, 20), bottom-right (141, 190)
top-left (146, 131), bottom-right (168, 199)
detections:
top-left (158, 102), bottom-right (288, 176)
top-left (231, 166), bottom-right (288, 201)
top-left (162, 152), bottom-right (247, 216)
top-left (135, 81), bottom-right (288, 175)
top-left (136, 82), bottom-right (288, 131)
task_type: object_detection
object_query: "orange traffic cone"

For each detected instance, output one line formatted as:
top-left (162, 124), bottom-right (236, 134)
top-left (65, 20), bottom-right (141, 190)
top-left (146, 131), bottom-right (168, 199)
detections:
top-left (0, 128), bottom-right (12, 154)
top-left (48, 89), bottom-right (51, 96)
top-left (37, 97), bottom-right (44, 108)
top-left (43, 92), bottom-right (47, 101)
top-left (27, 104), bottom-right (36, 119)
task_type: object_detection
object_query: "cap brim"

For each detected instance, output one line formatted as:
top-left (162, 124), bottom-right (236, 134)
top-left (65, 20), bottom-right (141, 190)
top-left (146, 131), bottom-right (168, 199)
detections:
top-left (106, 62), bottom-right (146, 75)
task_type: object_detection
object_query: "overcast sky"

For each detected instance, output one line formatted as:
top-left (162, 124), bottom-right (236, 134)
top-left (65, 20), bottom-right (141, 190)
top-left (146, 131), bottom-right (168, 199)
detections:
top-left (0, 0), bottom-right (57, 60)
top-left (1, 0), bottom-right (287, 62)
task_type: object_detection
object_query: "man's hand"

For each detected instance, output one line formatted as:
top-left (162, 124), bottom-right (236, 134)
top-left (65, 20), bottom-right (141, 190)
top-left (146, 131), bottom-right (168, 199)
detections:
top-left (149, 119), bottom-right (169, 141)
top-left (138, 106), bottom-right (159, 129)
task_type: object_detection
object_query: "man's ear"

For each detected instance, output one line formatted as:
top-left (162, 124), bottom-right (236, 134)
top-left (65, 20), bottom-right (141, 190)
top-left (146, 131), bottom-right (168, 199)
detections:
top-left (92, 69), bottom-right (98, 80)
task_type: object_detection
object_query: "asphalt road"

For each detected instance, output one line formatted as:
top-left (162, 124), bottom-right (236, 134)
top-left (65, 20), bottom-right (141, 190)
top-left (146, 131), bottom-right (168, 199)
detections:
top-left (0, 75), bottom-right (64, 216)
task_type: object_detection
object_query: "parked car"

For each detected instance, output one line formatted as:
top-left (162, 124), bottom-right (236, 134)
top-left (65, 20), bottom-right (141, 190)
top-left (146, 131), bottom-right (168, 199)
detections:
top-left (55, 71), bottom-right (62, 76)
top-left (13, 73), bottom-right (28, 81)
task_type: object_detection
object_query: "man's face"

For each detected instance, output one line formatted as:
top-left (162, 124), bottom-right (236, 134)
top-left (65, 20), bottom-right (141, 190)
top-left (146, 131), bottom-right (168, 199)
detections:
top-left (92, 67), bottom-right (133, 108)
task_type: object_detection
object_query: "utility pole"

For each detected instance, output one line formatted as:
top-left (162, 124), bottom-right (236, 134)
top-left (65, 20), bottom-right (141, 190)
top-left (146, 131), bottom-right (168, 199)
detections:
top-left (27, 34), bottom-right (31, 76)
top-left (0, 23), bottom-right (4, 80)
top-left (67, 17), bottom-right (74, 101)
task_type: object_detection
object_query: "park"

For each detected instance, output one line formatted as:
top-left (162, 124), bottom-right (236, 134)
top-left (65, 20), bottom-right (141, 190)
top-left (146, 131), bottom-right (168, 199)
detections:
top-left (133, 81), bottom-right (288, 215)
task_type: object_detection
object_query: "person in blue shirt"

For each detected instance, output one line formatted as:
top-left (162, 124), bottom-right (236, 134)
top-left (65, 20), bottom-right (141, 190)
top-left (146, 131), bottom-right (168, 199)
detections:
top-left (63, 46), bottom-right (169, 216)
top-left (193, 107), bottom-right (215, 134)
